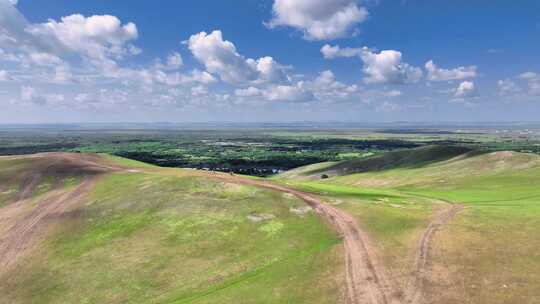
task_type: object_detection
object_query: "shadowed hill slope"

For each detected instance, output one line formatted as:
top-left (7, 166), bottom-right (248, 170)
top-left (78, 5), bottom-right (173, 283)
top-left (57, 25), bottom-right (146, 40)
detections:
top-left (331, 149), bottom-right (540, 189)
top-left (0, 153), bottom-right (119, 204)
top-left (277, 145), bottom-right (477, 181)
top-left (0, 153), bottom-right (120, 279)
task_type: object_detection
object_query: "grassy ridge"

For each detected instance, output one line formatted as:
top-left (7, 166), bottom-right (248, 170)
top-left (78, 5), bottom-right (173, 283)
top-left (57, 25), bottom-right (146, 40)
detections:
top-left (274, 145), bottom-right (474, 181)
top-left (277, 147), bottom-right (540, 303)
top-left (4, 146), bottom-right (539, 303)
top-left (1, 159), bottom-right (343, 304)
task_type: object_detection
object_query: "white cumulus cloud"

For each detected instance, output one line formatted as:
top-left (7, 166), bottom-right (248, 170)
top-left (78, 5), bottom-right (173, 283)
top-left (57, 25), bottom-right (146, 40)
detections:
top-left (0, 70), bottom-right (10, 81)
top-left (166, 52), bottom-right (183, 69)
top-left (235, 86), bottom-right (262, 97)
top-left (321, 44), bottom-right (364, 59)
top-left (382, 90), bottom-right (402, 97)
top-left (267, 0), bottom-right (368, 40)
top-left (188, 30), bottom-right (287, 84)
top-left (360, 49), bottom-right (422, 84)
top-left (187, 69), bottom-right (217, 84)
top-left (377, 101), bottom-right (401, 113)
top-left (497, 79), bottom-right (521, 96)
top-left (520, 72), bottom-right (540, 96)
top-left (255, 56), bottom-right (289, 83)
top-left (19, 86), bottom-right (64, 106)
top-left (0, 1), bottom-right (142, 87)
top-left (425, 60), bottom-right (477, 81)
top-left (263, 82), bottom-right (314, 102)
top-left (520, 72), bottom-right (539, 80)
top-left (28, 52), bottom-right (63, 66)
top-left (322, 44), bottom-right (422, 85)
top-left (454, 81), bottom-right (476, 98)
top-left (311, 70), bottom-right (358, 99)
top-left (26, 14), bottom-right (138, 62)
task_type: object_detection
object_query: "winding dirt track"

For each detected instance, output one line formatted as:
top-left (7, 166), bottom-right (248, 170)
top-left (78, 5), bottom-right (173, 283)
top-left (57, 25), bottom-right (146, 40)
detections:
top-left (403, 203), bottom-right (464, 304)
top-left (192, 172), bottom-right (463, 304)
top-left (189, 172), bottom-right (401, 304)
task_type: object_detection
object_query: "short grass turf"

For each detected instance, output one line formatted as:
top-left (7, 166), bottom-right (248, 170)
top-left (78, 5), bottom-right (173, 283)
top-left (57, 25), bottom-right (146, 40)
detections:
top-left (277, 149), bottom-right (540, 304)
top-left (0, 163), bottom-right (343, 304)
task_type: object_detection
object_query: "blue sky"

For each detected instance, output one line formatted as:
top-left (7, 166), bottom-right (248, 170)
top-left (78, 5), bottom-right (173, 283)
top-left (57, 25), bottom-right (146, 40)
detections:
top-left (1, 0), bottom-right (540, 123)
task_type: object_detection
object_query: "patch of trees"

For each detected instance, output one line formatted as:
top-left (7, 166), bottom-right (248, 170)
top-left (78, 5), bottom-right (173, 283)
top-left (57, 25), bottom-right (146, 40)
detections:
top-left (0, 143), bottom-right (80, 155)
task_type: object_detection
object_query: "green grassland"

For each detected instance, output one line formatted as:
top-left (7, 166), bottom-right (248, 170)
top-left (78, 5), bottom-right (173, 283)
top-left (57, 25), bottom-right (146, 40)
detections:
top-left (2, 141), bottom-right (540, 304)
top-left (0, 157), bottom-right (343, 304)
top-left (276, 146), bottom-right (540, 303)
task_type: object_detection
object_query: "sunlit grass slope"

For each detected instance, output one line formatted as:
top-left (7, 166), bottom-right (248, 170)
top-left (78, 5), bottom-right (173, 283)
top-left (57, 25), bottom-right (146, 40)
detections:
top-left (278, 146), bottom-right (540, 304)
top-left (0, 156), bottom-right (343, 304)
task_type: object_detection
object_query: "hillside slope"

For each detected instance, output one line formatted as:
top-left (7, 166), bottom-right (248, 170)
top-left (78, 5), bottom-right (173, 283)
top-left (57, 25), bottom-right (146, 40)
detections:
top-left (0, 154), bottom-right (343, 304)
top-left (3, 149), bottom-right (539, 304)
top-left (275, 145), bottom-right (475, 181)
top-left (332, 149), bottom-right (540, 190)
top-left (276, 146), bottom-right (540, 304)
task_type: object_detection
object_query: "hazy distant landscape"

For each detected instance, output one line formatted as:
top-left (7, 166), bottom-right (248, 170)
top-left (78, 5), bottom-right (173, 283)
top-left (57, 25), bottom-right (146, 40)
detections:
top-left (2, 123), bottom-right (540, 176)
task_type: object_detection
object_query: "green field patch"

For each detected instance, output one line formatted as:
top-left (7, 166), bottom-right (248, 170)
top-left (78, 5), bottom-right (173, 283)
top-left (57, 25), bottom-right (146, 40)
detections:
top-left (258, 220), bottom-right (285, 236)
top-left (56, 212), bottom-right (154, 258)
top-left (284, 181), bottom-right (401, 200)
top-left (166, 237), bottom-right (339, 304)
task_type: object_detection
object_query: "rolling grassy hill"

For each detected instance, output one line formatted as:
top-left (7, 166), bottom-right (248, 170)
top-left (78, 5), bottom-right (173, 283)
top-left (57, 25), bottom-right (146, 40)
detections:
top-left (275, 145), bottom-right (476, 181)
top-left (276, 146), bottom-right (540, 304)
top-left (0, 154), bottom-right (343, 304)
top-left (2, 146), bottom-right (539, 304)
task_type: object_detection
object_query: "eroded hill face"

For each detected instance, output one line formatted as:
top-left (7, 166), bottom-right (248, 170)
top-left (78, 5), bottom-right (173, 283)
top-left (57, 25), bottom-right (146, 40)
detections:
top-left (0, 153), bottom-right (120, 279)
top-left (0, 153), bottom-right (119, 206)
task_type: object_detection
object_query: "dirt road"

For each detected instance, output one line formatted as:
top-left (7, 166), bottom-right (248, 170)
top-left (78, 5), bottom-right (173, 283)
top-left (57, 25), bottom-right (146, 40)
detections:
top-left (403, 203), bottom-right (464, 304)
top-left (190, 172), bottom-right (401, 304)
top-left (191, 172), bottom-right (464, 304)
